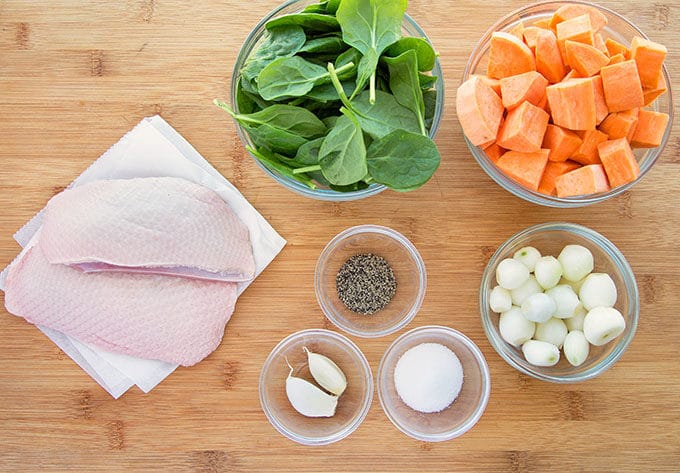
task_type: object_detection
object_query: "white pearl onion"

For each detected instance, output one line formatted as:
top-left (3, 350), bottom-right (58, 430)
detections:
top-left (496, 258), bottom-right (530, 290)
top-left (558, 244), bottom-right (594, 282)
top-left (499, 307), bottom-right (536, 346)
top-left (579, 273), bottom-right (617, 311)
top-left (489, 285), bottom-right (512, 313)
top-left (563, 330), bottom-right (590, 367)
top-left (534, 256), bottom-right (563, 290)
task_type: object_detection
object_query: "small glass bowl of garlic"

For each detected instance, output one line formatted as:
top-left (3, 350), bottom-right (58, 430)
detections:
top-left (259, 329), bottom-right (373, 445)
top-left (480, 222), bottom-right (639, 383)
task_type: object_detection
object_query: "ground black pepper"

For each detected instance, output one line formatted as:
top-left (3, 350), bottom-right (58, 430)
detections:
top-left (336, 253), bottom-right (397, 315)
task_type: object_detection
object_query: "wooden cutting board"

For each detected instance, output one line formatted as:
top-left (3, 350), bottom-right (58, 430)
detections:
top-left (1, 1), bottom-right (679, 471)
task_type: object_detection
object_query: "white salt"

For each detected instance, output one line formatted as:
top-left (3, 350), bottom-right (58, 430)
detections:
top-left (394, 342), bottom-right (464, 413)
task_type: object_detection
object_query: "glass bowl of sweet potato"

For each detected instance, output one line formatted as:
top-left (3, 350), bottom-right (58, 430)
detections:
top-left (458, 0), bottom-right (673, 208)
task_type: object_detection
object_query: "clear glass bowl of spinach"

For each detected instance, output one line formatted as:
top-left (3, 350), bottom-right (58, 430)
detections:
top-left (220, 0), bottom-right (444, 201)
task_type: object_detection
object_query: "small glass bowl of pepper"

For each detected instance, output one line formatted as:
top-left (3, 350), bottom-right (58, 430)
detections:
top-left (315, 225), bottom-right (426, 338)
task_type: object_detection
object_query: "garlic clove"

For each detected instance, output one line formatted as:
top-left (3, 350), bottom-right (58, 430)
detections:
top-left (285, 363), bottom-right (338, 418)
top-left (305, 347), bottom-right (347, 396)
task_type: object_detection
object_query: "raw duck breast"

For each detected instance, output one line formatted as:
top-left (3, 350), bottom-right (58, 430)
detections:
top-left (40, 177), bottom-right (255, 282)
top-left (4, 244), bottom-right (238, 366)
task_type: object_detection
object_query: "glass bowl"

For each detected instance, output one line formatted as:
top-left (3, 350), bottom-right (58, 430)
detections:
top-left (230, 0), bottom-right (444, 201)
top-left (462, 0), bottom-right (673, 207)
top-left (259, 329), bottom-right (373, 445)
top-left (377, 326), bottom-right (491, 442)
top-left (480, 222), bottom-right (639, 382)
top-left (315, 225), bottom-right (426, 338)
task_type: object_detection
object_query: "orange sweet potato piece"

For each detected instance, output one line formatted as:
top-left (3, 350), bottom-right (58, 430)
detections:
top-left (496, 149), bottom-right (550, 191)
top-left (546, 78), bottom-right (597, 130)
top-left (598, 108), bottom-right (639, 141)
top-left (643, 85), bottom-right (667, 106)
top-left (608, 53), bottom-right (626, 65)
top-left (542, 124), bottom-right (583, 162)
top-left (456, 76), bottom-right (505, 147)
top-left (497, 101), bottom-right (550, 152)
top-left (500, 71), bottom-right (549, 109)
top-left (484, 142), bottom-right (507, 162)
top-left (539, 160), bottom-right (582, 195)
top-left (532, 18), bottom-right (553, 30)
top-left (535, 29), bottom-right (567, 83)
top-left (523, 26), bottom-right (543, 50)
top-left (550, 5), bottom-right (608, 32)
top-left (572, 129), bottom-right (608, 165)
top-left (600, 60), bottom-right (644, 112)
top-left (630, 36), bottom-right (667, 90)
top-left (556, 164), bottom-right (610, 197)
top-left (630, 110), bottom-right (670, 148)
top-left (509, 21), bottom-right (525, 40)
top-left (598, 138), bottom-right (640, 187)
top-left (589, 75), bottom-right (609, 125)
top-left (556, 14), bottom-right (595, 57)
top-left (487, 32), bottom-right (537, 79)
top-left (564, 40), bottom-right (610, 77)
top-left (605, 38), bottom-right (630, 59)
top-left (594, 33), bottom-right (607, 54)
top-left (473, 74), bottom-right (502, 96)
top-left (563, 69), bottom-right (582, 80)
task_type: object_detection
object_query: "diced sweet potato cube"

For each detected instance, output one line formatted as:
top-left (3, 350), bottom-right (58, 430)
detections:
top-left (500, 71), bottom-right (549, 109)
top-left (536, 29), bottom-right (567, 83)
top-left (599, 108), bottom-right (639, 141)
top-left (542, 124), bottom-right (583, 162)
top-left (556, 164), bottom-right (610, 197)
top-left (564, 40), bottom-right (610, 77)
top-left (572, 129), bottom-right (608, 165)
top-left (589, 75), bottom-right (609, 125)
top-left (630, 110), bottom-right (670, 148)
top-left (487, 32), bottom-right (537, 79)
top-left (630, 36), bottom-right (667, 90)
top-left (605, 38), bottom-right (630, 59)
top-left (550, 5), bottom-right (608, 32)
top-left (556, 14), bottom-right (595, 57)
top-left (539, 160), bottom-right (582, 195)
top-left (597, 138), bottom-right (640, 187)
top-left (484, 142), bottom-right (507, 162)
top-left (546, 78), bottom-right (597, 130)
top-left (497, 101), bottom-right (551, 152)
top-left (600, 60), bottom-right (644, 112)
top-left (496, 149), bottom-right (550, 191)
top-left (456, 76), bottom-right (505, 147)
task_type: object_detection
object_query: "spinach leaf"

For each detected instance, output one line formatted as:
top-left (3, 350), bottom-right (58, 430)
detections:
top-left (352, 90), bottom-right (421, 139)
top-left (318, 112), bottom-right (367, 186)
top-left (423, 89), bottom-right (437, 130)
top-left (384, 37), bottom-right (437, 71)
top-left (336, 0), bottom-right (407, 102)
top-left (236, 78), bottom-right (274, 113)
top-left (306, 80), bottom-right (355, 102)
top-left (247, 146), bottom-right (317, 189)
top-left (300, 35), bottom-right (346, 54)
top-left (418, 73), bottom-right (438, 90)
top-left (243, 122), bottom-right (309, 156)
top-left (266, 13), bottom-right (340, 34)
top-left (290, 137), bottom-right (330, 185)
top-left (257, 56), bottom-right (355, 101)
top-left (383, 50), bottom-right (427, 135)
top-left (327, 0), bottom-right (342, 14)
top-left (240, 26), bottom-right (306, 93)
top-left (322, 115), bottom-right (340, 129)
top-left (366, 129), bottom-right (440, 191)
top-left (330, 181), bottom-right (370, 192)
top-left (302, 1), bottom-right (329, 13)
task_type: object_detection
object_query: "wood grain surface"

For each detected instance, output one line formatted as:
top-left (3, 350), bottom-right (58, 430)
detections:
top-left (1, 0), bottom-right (679, 471)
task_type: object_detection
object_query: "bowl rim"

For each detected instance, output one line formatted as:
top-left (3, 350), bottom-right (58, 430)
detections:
top-left (230, 0), bottom-right (445, 201)
top-left (258, 328), bottom-right (374, 446)
top-left (377, 325), bottom-right (492, 442)
top-left (461, 0), bottom-right (674, 208)
top-left (479, 222), bottom-right (640, 383)
top-left (314, 224), bottom-right (427, 338)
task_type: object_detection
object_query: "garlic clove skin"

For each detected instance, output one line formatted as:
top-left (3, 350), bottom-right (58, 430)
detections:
top-left (305, 347), bottom-right (347, 396)
top-left (286, 373), bottom-right (338, 418)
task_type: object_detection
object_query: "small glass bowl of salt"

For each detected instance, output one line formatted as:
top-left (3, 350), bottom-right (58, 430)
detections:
top-left (378, 326), bottom-right (491, 442)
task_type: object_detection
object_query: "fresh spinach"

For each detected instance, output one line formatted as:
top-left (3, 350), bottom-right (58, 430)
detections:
top-left (247, 146), bottom-right (317, 189)
top-left (300, 35), bottom-right (347, 54)
top-left (266, 13), bottom-right (340, 34)
top-left (418, 73), bottom-right (438, 90)
top-left (302, 1), bottom-right (329, 13)
top-left (383, 50), bottom-right (427, 135)
top-left (336, 0), bottom-right (407, 102)
top-left (317, 112), bottom-right (367, 186)
top-left (240, 26), bottom-right (306, 94)
top-left (352, 90), bottom-right (422, 139)
top-left (423, 89), bottom-right (437, 130)
top-left (366, 129), bottom-right (440, 191)
top-left (327, 0), bottom-right (342, 14)
top-left (257, 56), bottom-right (354, 101)
top-left (385, 37), bottom-right (437, 71)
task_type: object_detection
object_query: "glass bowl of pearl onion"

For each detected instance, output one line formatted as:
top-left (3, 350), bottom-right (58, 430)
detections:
top-left (480, 222), bottom-right (639, 383)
